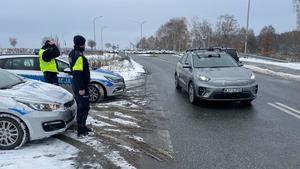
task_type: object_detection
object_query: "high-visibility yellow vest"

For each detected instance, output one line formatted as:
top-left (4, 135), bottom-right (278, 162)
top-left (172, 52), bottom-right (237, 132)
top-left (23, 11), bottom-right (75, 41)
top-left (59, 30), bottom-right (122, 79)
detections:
top-left (39, 49), bottom-right (58, 73)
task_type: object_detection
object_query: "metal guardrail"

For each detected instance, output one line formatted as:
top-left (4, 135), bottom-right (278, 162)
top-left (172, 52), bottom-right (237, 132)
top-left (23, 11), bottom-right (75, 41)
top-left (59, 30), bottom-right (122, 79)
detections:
top-left (240, 53), bottom-right (288, 63)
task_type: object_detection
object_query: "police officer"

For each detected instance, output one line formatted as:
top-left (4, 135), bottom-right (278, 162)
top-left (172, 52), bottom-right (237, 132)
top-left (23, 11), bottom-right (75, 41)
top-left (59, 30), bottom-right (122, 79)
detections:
top-left (69, 35), bottom-right (91, 137)
top-left (39, 40), bottom-right (60, 85)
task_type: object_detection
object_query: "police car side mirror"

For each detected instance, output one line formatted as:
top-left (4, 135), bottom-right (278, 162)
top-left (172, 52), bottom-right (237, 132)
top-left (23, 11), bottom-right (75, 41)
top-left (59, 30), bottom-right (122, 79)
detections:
top-left (63, 68), bottom-right (71, 74)
top-left (238, 61), bottom-right (244, 67)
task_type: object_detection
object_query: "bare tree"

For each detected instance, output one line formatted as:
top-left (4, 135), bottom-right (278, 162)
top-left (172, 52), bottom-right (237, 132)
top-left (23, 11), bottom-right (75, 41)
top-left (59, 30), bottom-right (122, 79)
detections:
top-left (190, 17), bottom-right (213, 48)
top-left (156, 17), bottom-right (189, 51)
top-left (9, 38), bottom-right (17, 48)
top-left (87, 40), bottom-right (96, 50)
top-left (258, 25), bottom-right (277, 56)
top-left (105, 43), bottom-right (112, 49)
top-left (215, 14), bottom-right (239, 47)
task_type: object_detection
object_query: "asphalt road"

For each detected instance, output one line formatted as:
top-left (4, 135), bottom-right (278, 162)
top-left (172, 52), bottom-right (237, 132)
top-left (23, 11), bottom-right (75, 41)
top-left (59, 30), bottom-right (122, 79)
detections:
top-left (133, 54), bottom-right (300, 169)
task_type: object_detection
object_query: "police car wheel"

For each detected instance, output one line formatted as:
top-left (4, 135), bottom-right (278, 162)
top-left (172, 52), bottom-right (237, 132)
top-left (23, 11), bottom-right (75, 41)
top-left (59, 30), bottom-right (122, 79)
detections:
top-left (89, 84), bottom-right (105, 103)
top-left (0, 117), bottom-right (26, 150)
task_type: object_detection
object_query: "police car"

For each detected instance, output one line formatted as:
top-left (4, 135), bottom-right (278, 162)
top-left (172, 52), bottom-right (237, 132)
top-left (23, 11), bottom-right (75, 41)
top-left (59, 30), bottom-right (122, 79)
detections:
top-left (0, 69), bottom-right (76, 150)
top-left (0, 54), bottom-right (126, 103)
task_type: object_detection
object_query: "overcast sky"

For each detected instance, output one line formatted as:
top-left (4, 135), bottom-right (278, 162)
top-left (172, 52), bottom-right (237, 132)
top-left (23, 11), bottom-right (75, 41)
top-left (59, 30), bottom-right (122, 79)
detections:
top-left (0, 0), bottom-right (297, 49)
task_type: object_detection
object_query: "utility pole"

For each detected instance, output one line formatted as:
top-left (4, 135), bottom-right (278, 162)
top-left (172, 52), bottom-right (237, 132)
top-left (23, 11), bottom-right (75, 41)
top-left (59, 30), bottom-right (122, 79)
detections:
top-left (136, 21), bottom-right (147, 44)
top-left (93, 16), bottom-right (103, 50)
top-left (101, 26), bottom-right (107, 51)
top-left (244, 0), bottom-right (251, 53)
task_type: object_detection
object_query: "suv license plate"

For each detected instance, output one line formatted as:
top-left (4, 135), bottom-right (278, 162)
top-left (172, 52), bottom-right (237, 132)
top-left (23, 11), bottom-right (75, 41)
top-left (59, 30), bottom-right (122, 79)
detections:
top-left (224, 88), bottom-right (243, 93)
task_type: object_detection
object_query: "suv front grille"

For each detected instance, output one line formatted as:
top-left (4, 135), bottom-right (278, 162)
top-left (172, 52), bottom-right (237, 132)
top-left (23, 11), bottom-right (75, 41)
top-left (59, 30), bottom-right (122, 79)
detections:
top-left (213, 93), bottom-right (251, 100)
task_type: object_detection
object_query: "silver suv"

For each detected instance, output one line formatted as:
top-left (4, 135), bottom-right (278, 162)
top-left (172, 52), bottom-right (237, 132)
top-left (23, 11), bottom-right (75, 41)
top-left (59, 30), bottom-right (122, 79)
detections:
top-left (175, 49), bottom-right (258, 104)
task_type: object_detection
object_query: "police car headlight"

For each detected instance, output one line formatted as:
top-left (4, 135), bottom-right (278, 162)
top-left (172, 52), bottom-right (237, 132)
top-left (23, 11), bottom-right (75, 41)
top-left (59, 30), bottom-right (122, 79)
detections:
top-left (105, 76), bottom-right (122, 83)
top-left (15, 99), bottom-right (61, 111)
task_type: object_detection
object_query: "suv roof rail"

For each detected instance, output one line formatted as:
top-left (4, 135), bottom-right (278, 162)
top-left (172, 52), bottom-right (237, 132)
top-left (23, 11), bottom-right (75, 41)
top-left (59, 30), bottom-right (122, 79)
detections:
top-left (186, 48), bottom-right (222, 52)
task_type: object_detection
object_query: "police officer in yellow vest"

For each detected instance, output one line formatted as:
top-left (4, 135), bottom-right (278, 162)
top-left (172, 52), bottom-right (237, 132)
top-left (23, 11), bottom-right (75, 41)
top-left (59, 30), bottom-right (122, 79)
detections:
top-left (39, 40), bottom-right (60, 85)
top-left (69, 35), bottom-right (91, 137)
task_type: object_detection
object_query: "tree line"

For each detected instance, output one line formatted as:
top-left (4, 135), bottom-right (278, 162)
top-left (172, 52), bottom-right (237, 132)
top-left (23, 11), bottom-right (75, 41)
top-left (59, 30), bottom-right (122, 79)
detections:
top-left (137, 15), bottom-right (300, 61)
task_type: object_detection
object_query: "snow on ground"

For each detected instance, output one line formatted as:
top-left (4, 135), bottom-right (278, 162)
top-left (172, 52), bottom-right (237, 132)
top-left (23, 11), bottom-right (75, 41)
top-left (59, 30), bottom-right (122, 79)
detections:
top-left (86, 53), bottom-right (145, 81)
top-left (86, 115), bottom-right (115, 127)
top-left (102, 59), bottom-right (145, 81)
top-left (240, 57), bottom-right (300, 70)
top-left (244, 65), bottom-right (300, 82)
top-left (0, 138), bottom-right (78, 169)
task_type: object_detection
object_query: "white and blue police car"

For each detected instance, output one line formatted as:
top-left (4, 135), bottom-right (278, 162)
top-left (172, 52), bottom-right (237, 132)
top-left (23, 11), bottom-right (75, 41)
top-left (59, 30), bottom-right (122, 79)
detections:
top-left (0, 54), bottom-right (126, 103)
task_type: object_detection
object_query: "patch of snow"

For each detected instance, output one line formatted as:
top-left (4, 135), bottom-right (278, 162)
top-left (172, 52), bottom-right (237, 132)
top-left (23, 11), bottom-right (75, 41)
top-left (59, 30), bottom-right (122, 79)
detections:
top-left (114, 112), bottom-right (138, 121)
top-left (104, 129), bottom-right (127, 133)
top-left (99, 100), bottom-right (140, 109)
top-left (118, 145), bottom-right (140, 153)
top-left (0, 138), bottom-right (78, 169)
top-left (241, 57), bottom-right (300, 70)
top-left (245, 64), bottom-right (300, 82)
top-left (102, 58), bottom-right (145, 81)
top-left (127, 135), bottom-right (144, 142)
top-left (87, 116), bottom-right (115, 127)
top-left (97, 115), bottom-right (140, 128)
top-left (110, 118), bottom-right (140, 128)
top-left (104, 151), bottom-right (136, 169)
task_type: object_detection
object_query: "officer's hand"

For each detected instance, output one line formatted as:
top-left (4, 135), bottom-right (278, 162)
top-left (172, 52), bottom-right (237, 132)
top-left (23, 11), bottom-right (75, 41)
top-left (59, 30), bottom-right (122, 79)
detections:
top-left (79, 90), bottom-right (85, 96)
top-left (48, 40), bottom-right (55, 45)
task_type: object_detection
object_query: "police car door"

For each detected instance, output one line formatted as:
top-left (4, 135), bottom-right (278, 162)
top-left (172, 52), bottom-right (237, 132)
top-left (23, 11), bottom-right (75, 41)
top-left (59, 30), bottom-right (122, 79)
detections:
top-left (1, 57), bottom-right (45, 81)
top-left (56, 59), bottom-right (73, 92)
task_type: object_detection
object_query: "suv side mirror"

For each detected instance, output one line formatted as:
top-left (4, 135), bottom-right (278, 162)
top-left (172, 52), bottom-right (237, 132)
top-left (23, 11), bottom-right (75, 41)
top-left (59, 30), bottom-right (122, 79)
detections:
top-left (63, 68), bottom-right (71, 74)
top-left (238, 61), bottom-right (244, 67)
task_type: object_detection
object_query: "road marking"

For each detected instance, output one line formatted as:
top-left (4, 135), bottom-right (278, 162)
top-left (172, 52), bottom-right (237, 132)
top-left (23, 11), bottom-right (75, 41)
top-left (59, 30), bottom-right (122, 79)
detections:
top-left (275, 102), bottom-right (300, 116)
top-left (268, 102), bottom-right (300, 120)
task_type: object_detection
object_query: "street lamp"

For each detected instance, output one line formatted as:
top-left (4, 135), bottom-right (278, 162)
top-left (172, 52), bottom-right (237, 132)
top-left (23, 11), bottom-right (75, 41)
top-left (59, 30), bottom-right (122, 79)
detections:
top-left (101, 26), bottom-right (107, 51)
top-left (136, 20), bottom-right (147, 42)
top-left (93, 16), bottom-right (103, 49)
top-left (244, 0), bottom-right (251, 53)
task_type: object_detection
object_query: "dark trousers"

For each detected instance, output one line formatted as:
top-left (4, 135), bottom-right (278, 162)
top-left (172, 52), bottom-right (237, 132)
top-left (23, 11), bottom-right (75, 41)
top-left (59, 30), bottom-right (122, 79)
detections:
top-left (75, 88), bottom-right (90, 133)
top-left (43, 72), bottom-right (59, 86)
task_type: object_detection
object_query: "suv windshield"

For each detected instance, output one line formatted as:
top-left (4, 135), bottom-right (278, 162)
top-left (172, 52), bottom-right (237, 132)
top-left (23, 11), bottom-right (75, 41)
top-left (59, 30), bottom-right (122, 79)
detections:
top-left (0, 69), bottom-right (24, 89)
top-left (193, 53), bottom-right (239, 68)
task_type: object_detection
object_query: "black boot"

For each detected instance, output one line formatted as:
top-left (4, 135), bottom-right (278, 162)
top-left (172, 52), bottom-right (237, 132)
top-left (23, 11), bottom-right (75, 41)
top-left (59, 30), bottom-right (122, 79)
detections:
top-left (77, 126), bottom-right (87, 137)
top-left (84, 126), bottom-right (93, 133)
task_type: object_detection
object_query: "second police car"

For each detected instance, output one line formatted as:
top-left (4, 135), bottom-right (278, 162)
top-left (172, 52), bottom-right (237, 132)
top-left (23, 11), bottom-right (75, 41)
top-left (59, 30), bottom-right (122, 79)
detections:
top-left (0, 54), bottom-right (126, 103)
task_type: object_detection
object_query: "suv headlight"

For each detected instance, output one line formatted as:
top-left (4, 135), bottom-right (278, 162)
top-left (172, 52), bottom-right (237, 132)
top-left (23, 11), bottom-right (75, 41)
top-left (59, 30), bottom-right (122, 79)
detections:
top-left (250, 73), bottom-right (255, 80)
top-left (15, 99), bottom-right (61, 111)
top-left (198, 75), bottom-right (210, 82)
top-left (105, 76), bottom-right (122, 83)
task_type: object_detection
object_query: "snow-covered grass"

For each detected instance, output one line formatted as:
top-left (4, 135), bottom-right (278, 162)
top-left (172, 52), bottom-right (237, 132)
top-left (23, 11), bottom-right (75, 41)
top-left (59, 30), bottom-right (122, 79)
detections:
top-left (86, 53), bottom-right (145, 81)
top-left (0, 138), bottom-right (78, 169)
top-left (244, 65), bottom-right (300, 82)
top-left (240, 57), bottom-right (300, 70)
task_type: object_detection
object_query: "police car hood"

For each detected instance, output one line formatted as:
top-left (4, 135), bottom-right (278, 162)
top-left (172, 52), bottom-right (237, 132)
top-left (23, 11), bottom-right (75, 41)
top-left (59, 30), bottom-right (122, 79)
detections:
top-left (0, 79), bottom-right (73, 104)
top-left (92, 68), bottom-right (122, 78)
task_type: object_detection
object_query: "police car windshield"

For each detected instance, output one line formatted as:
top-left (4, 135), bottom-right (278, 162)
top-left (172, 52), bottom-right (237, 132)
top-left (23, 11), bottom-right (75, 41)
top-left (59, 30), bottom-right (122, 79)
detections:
top-left (193, 53), bottom-right (238, 68)
top-left (0, 70), bottom-right (24, 89)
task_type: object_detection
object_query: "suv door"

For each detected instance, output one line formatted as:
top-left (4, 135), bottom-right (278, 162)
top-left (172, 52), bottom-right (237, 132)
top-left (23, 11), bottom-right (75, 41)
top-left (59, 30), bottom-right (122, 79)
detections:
top-left (181, 53), bottom-right (193, 91)
top-left (176, 54), bottom-right (187, 87)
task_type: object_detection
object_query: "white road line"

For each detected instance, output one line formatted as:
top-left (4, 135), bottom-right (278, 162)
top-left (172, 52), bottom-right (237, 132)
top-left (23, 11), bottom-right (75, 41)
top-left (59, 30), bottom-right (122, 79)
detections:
top-left (275, 102), bottom-right (300, 116)
top-left (268, 103), bottom-right (300, 120)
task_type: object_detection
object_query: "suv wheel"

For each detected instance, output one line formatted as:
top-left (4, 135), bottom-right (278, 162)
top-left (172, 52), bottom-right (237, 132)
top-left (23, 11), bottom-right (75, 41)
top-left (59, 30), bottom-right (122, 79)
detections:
top-left (188, 82), bottom-right (197, 104)
top-left (0, 115), bottom-right (28, 150)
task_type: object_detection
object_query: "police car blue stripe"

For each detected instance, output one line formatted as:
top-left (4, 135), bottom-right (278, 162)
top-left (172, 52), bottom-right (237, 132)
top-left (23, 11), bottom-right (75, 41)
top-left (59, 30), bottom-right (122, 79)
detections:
top-left (9, 108), bottom-right (28, 115)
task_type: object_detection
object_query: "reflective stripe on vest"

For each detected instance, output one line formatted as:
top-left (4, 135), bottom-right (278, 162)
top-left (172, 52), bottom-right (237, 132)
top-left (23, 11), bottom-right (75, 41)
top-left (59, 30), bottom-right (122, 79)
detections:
top-left (39, 49), bottom-right (58, 73)
top-left (72, 56), bottom-right (83, 71)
